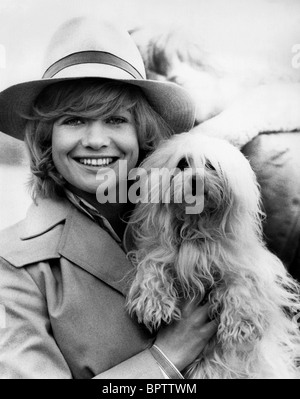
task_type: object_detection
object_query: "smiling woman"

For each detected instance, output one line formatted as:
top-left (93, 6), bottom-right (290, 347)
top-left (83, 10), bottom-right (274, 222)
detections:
top-left (24, 79), bottom-right (173, 200)
top-left (0, 16), bottom-right (217, 379)
top-left (52, 111), bottom-right (139, 195)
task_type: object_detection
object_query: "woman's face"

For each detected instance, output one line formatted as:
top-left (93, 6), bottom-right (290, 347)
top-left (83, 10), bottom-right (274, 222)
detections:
top-left (52, 108), bottom-right (139, 195)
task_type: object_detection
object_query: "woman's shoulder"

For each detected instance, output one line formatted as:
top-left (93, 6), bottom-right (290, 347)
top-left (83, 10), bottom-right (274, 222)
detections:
top-left (0, 197), bottom-right (71, 268)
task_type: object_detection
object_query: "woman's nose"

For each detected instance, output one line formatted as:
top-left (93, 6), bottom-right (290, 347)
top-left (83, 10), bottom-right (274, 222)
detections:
top-left (81, 120), bottom-right (111, 149)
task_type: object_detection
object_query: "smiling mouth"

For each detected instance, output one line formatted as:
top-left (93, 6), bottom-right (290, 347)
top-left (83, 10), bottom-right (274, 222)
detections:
top-left (74, 157), bottom-right (119, 167)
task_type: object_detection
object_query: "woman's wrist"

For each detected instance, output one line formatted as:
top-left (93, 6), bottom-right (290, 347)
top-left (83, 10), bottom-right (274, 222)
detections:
top-left (149, 344), bottom-right (184, 379)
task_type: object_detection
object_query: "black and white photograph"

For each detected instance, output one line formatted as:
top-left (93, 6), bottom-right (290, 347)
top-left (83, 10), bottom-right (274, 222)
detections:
top-left (0, 0), bottom-right (300, 381)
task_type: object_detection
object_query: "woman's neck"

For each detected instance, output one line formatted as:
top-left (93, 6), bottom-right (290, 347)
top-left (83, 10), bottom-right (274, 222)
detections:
top-left (66, 184), bottom-right (132, 239)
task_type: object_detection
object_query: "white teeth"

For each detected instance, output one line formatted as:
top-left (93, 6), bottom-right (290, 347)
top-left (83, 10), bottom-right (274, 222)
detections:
top-left (78, 157), bottom-right (114, 166)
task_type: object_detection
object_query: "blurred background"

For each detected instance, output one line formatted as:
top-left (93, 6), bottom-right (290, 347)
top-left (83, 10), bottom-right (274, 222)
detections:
top-left (0, 0), bottom-right (300, 229)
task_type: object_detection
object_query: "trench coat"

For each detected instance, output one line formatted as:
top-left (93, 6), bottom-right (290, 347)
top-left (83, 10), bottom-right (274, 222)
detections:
top-left (0, 197), bottom-right (165, 379)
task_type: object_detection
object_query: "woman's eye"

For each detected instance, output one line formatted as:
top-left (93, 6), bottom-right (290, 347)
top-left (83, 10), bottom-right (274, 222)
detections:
top-left (62, 117), bottom-right (85, 126)
top-left (105, 116), bottom-right (127, 125)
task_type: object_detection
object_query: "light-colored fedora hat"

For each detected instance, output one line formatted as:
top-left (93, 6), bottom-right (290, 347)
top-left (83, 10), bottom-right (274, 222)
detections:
top-left (0, 16), bottom-right (196, 140)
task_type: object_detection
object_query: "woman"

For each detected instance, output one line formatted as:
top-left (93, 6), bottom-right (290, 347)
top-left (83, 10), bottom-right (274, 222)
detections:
top-left (0, 17), bottom-right (217, 379)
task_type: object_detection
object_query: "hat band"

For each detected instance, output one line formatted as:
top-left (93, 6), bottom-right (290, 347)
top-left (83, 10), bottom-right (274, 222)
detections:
top-left (42, 51), bottom-right (144, 79)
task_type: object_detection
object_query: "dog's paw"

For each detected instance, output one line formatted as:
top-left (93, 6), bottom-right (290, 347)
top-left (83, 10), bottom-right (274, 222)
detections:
top-left (134, 295), bottom-right (180, 332)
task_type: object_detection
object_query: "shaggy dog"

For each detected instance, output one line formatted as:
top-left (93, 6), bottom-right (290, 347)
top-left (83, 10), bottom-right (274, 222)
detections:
top-left (126, 132), bottom-right (300, 379)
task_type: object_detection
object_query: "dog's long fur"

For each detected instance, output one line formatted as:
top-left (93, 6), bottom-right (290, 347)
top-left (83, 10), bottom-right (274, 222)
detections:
top-left (126, 132), bottom-right (300, 379)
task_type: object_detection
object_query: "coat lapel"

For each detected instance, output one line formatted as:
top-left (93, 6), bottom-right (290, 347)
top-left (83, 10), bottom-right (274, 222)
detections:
top-left (4, 198), bottom-right (134, 297)
top-left (58, 206), bottom-right (134, 296)
top-left (19, 197), bottom-right (72, 239)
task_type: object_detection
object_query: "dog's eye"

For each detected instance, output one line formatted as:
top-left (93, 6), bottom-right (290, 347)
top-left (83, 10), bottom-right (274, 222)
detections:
top-left (191, 176), bottom-right (198, 196)
top-left (205, 161), bottom-right (216, 171)
top-left (177, 158), bottom-right (189, 171)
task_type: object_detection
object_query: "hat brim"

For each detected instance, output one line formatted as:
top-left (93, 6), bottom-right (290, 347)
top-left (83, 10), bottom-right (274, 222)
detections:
top-left (0, 76), bottom-right (195, 140)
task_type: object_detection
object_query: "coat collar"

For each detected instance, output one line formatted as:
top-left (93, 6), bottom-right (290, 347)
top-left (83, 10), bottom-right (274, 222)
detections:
top-left (19, 197), bottom-right (72, 239)
top-left (9, 197), bottom-right (134, 296)
top-left (58, 206), bottom-right (134, 295)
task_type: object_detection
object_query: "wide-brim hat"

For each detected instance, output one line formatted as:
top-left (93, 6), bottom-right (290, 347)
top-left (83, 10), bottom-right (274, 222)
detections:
top-left (0, 17), bottom-right (196, 140)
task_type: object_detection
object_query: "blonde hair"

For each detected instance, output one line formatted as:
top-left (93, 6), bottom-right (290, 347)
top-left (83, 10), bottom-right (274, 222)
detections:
top-left (24, 79), bottom-right (174, 199)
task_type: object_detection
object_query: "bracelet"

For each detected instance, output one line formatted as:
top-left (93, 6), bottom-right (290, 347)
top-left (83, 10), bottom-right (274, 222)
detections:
top-left (149, 344), bottom-right (184, 379)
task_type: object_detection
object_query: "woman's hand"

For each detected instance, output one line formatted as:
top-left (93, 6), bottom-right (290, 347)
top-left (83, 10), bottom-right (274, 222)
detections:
top-left (153, 301), bottom-right (217, 372)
